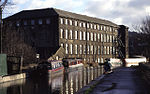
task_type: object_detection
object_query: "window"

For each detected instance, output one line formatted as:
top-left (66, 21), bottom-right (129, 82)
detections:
top-left (104, 34), bottom-right (106, 42)
top-left (87, 32), bottom-right (89, 40)
top-left (110, 27), bottom-right (112, 32)
top-left (94, 46), bottom-right (97, 54)
top-left (107, 34), bottom-right (109, 42)
top-left (110, 35), bottom-right (112, 42)
top-left (65, 19), bottom-right (68, 25)
top-left (38, 19), bottom-right (42, 24)
top-left (75, 21), bottom-right (78, 26)
top-left (104, 26), bottom-right (106, 31)
top-left (104, 46), bottom-right (106, 54)
top-left (16, 21), bottom-right (20, 26)
top-left (113, 36), bottom-right (115, 42)
top-left (70, 30), bottom-right (73, 39)
top-left (24, 21), bottom-right (27, 25)
top-left (91, 33), bottom-right (93, 41)
top-left (46, 19), bottom-right (50, 24)
top-left (69, 20), bottom-right (72, 25)
top-left (98, 46), bottom-right (100, 54)
top-left (65, 30), bottom-right (68, 39)
top-left (87, 23), bottom-right (89, 28)
top-left (94, 24), bottom-right (97, 29)
top-left (98, 58), bottom-right (100, 63)
top-left (91, 45), bottom-right (93, 54)
top-left (60, 29), bottom-right (64, 38)
top-left (101, 25), bottom-right (103, 30)
top-left (70, 44), bottom-right (73, 54)
top-left (60, 18), bottom-right (63, 24)
top-left (83, 32), bottom-right (86, 40)
top-left (98, 33), bottom-right (100, 42)
top-left (79, 22), bottom-right (82, 27)
top-left (61, 43), bottom-right (63, 47)
top-left (80, 31), bottom-right (82, 40)
top-left (107, 46), bottom-right (110, 54)
top-left (101, 46), bottom-right (103, 55)
top-left (75, 31), bottom-right (78, 39)
top-left (97, 25), bottom-right (100, 30)
top-left (31, 20), bottom-right (35, 25)
top-left (94, 33), bottom-right (97, 41)
top-left (80, 45), bottom-right (82, 54)
top-left (101, 58), bottom-right (104, 63)
top-left (66, 44), bottom-right (68, 54)
top-left (75, 45), bottom-right (78, 54)
top-left (113, 47), bottom-right (115, 54)
top-left (101, 34), bottom-right (103, 42)
top-left (107, 26), bottom-right (109, 31)
top-left (83, 23), bottom-right (86, 27)
top-left (110, 46), bottom-right (112, 54)
top-left (87, 45), bottom-right (90, 54)
top-left (90, 24), bottom-right (93, 29)
top-left (83, 45), bottom-right (86, 54)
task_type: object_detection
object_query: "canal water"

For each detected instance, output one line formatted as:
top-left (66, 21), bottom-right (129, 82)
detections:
top-left (0, 66), bottom-right (104, 94)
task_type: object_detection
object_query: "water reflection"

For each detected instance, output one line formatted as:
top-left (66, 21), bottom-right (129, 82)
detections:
top-left (0, 66), bottom-right (103, 94)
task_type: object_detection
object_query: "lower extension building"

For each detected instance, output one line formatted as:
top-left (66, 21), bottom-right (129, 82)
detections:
top-left (3, 8), bottom-right (128, 63)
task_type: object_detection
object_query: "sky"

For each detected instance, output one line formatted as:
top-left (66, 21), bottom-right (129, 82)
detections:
top-left (3, 0), bottom-right (150, 31)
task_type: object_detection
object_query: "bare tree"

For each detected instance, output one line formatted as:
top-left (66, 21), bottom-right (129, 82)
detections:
top-left (132, 16), bottom-right (150, 58)
top-left (2, 25), bottom-right (37, 66)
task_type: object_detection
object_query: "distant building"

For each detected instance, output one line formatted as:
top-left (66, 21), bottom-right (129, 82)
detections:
top-left (3, 8), bottom-right (128, 63)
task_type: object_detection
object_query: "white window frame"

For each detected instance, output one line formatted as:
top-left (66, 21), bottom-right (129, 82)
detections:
top-left (75, 45), bottom-right (78, 54)
top-left (65, 19), bottom-right (68, 25)
top-left (94, 24), bottom-right (97, 29)
top-left (87, 45), bottom-right (89, 54)
top-left (98, 33), bottom-right (100, 42)
top-left (70, 30), bottom-right (73, 39)
top-left (87, 32), bottom-right (89, 41)
top-left (66, 44), bottom-right (68, 54)
top-left (80, 45), bottom-right (82, 54)
top-left (65, 29), bottom-right (68, 39)
top-left (80, 31), bottom-right (82, 40)
top-left (60, 29), bottom-right (63, 38)
top-left (101, 34), bottom-right (103, 42)
top-left (61, 43), bottom-right (63, 47)
top-left (70, 44), bottom-right (73, 54)
top-left (69, 20), bottom-right (72, 25)
top-left (83, 32), bottom-right (86, 40)
top-left (87, 23), bottom-right (89, 28)
top-left (94, 33), bottom-right (97, 41)
top-left (91, 45), bottom-right (93, 54)
top-left (90, 24), bottom-right (93, 29)
top-left (60, 18), bottom-right (63, 24)
top-left (75, 21), bottom-right (78, 26)
top-left (75, 31), bottom-right (78, 39)
top-left (83, 23), bottom-right (86, 28)
top-left (91, 33), bottom-right (93, 41)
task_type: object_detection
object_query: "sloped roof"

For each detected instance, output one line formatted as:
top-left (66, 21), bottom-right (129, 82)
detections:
top-left (4, 8), bottom-right (58, 20)
top-left (53, 8), bottom-right (118, 27)
top-left (4, 8), bottom-right (118, 27)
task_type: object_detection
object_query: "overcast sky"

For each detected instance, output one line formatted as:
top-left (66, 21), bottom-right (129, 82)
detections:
top-left (4, 0), bottom-right (150, 31)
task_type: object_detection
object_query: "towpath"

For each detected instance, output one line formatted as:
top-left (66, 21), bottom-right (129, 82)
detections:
top-left (90, 67), bottom-right (150, 94)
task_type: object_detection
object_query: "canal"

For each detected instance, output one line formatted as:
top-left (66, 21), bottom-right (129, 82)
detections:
top-left (0, 66), bottom-right (104, 94)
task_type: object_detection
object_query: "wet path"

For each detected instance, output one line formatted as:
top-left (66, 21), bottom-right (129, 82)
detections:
top-left (91, 67), bottom-right (150, 94)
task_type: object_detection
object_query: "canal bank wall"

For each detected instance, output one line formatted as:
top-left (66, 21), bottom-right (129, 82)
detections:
top-left (0, 73), bottom-right (26, 83)
top-left (138, 63), bottom-right (150, 85)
